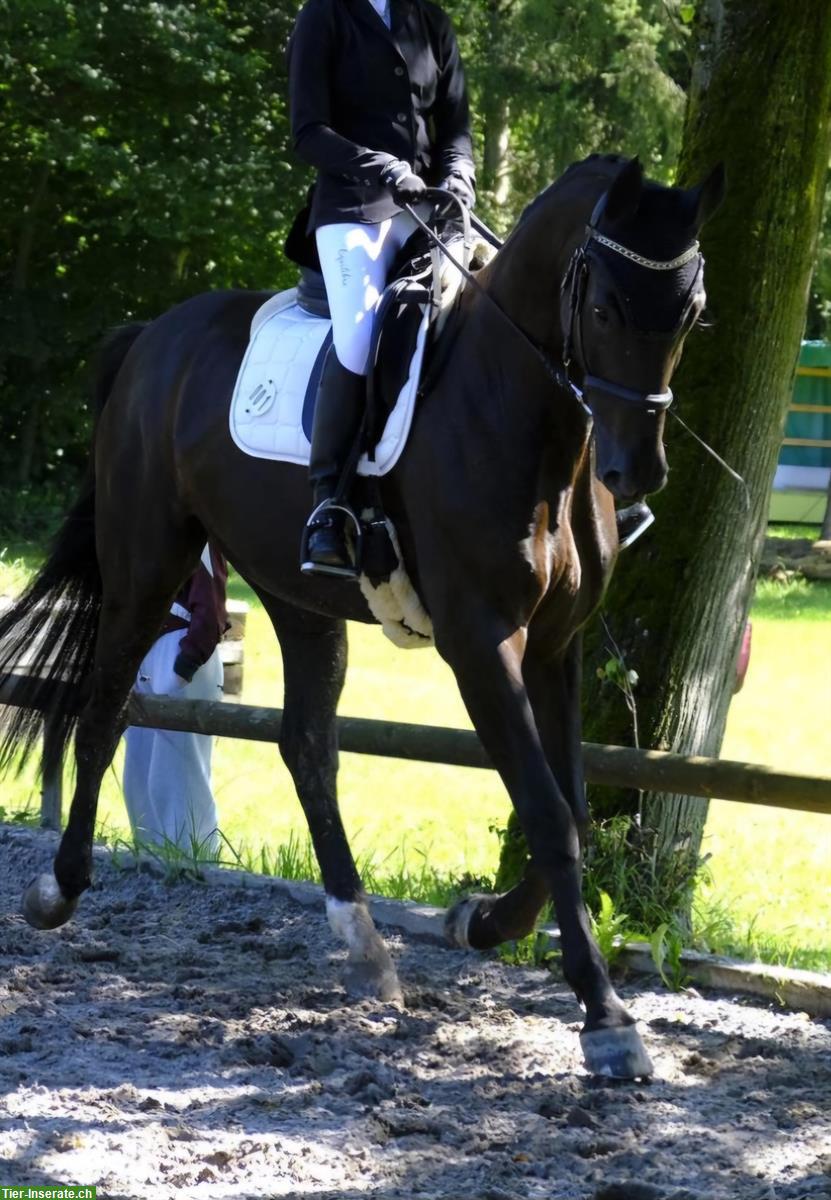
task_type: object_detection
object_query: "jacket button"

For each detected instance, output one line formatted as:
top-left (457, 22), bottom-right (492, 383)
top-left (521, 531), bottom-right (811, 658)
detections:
top-left (394, 66), bottom-right (404, 76)
top-left (396, 111), bottom-right (407, 122)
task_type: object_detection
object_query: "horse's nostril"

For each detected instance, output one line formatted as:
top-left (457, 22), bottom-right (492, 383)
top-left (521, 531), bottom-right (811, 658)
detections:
top-left (603, 470), bottom-right (622, 496)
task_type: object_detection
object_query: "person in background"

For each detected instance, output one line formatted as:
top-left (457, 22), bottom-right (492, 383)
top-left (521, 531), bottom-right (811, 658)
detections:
top-left (123, 544), bottom-right (228, 854)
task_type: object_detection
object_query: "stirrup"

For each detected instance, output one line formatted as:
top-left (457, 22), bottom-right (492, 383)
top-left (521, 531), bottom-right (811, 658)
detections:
top-left (616, 501), bottom-right (655, 549)
top-left (300, 499), bottom-right (363, 579)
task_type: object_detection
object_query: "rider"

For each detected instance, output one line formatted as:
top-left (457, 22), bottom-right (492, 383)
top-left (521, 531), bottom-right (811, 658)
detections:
top-left (287, 0), bottom-right (476, 576)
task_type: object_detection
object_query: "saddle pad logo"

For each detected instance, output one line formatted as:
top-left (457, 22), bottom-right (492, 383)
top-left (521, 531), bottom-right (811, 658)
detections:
top-left (245, 380), bottom-right (276, 417)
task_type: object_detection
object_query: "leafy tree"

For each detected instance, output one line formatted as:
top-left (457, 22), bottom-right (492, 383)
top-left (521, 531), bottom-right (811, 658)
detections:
top-left (446, 0), bottom-right (688, 228)
top-left (0, 0), bottom-right (302, 503)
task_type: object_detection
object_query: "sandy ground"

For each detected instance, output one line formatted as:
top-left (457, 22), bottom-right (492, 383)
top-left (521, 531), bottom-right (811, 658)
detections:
top-left (1, 825), bottom-right (829, 1200)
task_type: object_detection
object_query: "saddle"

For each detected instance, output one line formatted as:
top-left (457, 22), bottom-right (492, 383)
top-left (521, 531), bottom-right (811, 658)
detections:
top-left (301, 221), bottom-right (466, 455)
top-left (229, 200), bottom-right (491, 641)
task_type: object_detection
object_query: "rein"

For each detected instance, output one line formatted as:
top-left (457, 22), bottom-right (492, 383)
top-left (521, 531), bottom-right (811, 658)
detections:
top-left (403, 196), bottom-right (585, 410)
top-left (406, 190), bottom-right (701, 420)
top-left (407, 190), bottom-right (747, 499)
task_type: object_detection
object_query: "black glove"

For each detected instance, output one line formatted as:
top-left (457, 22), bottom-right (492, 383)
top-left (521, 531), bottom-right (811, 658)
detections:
top-left (439, 173), bottom-right (475, 210)
top-left (173, 651), bottom-right (201, 685)
top-left (380, 159), bottom-right (427, 206)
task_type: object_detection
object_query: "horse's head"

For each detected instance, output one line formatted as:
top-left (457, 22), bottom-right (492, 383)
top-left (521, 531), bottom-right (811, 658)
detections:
top-left (561, 157), bottom-right (725, 502)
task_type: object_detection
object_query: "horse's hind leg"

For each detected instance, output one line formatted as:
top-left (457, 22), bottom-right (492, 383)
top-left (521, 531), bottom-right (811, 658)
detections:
top-left (23, 532), bottom-right (202, 929)
top-left (262, 596), bottom-right (402, 1004)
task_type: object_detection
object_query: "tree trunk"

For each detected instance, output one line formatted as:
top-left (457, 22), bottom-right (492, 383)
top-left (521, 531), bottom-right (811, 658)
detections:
top-left (481, 92), bottom-right (512, 206)
top-left (478, 0), bottom-right (517, 210)
top-left (578, 0), bottom-right (831, 908)
top-left (495, 1), bottom-right (831, 924)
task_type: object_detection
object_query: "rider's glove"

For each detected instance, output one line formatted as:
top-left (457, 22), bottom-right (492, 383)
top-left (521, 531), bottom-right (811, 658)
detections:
top-left (173, 651), bottom-right (200, 685)
top-left (380, 160), bottom-right (427, 206)
top-left (439, 172), bottom-right (475, 210)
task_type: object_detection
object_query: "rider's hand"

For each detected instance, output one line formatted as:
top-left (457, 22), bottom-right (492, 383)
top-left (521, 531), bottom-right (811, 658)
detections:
top-left (172, 651), bottom-right (199, 687)
top-left (439, 173), bottom-right (475, 210)
top-left (381, 160), bottom-right (427, 206)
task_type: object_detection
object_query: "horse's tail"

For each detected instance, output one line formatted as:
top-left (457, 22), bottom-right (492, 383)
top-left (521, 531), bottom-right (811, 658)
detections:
top-left (0, 322), bottom-right (147, 779)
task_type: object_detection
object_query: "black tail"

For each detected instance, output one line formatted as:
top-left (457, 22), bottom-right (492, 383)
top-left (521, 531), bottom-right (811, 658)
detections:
top-left (0, 322), bottom-right (147, 778)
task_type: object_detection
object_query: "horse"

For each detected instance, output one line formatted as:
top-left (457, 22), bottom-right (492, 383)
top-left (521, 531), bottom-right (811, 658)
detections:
top-left (0, 154), bottom-right (724, 1079)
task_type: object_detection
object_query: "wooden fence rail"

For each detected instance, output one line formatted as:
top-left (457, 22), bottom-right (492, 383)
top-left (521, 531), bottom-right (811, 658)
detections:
top-left (1, 676), bottom-right (829, 827)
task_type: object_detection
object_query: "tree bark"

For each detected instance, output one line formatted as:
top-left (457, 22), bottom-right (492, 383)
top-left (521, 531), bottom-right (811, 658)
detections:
top-left (577, 0), bottom-right (831, 900)
top-left (476, 0), bottom-right (518, 210)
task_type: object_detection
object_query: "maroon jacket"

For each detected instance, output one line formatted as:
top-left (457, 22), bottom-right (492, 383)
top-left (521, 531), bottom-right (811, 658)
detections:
top-left (160, 546), bottom-right (229, 678)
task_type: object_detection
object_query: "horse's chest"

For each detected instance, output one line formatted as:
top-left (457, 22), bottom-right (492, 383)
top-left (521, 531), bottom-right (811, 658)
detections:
top-left (519, 501), bottom-right (612, 629)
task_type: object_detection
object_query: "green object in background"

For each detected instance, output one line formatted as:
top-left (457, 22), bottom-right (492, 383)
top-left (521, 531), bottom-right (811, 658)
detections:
top-left (769, 341), bottom-right (831, 521)
top-left (783, 341), bottom-right (831, 468)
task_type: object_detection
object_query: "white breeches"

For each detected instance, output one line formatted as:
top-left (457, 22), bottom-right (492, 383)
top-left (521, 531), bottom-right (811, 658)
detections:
top-left (123, 630), bottom-right (224, 854)
top-left (316, 211), bottom-right (421, 375)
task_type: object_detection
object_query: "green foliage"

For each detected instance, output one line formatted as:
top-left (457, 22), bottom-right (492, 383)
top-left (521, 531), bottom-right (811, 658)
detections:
top-left (582, 813), bottom-right (702, 934)
top-left (650, 921), bottom-right (690, 991)
top-left (806, 177), bottom-right (831, 340)
top-left (589, 889), bottom-right (629, 966)
top-left (0, 0), bottom-right (303, 494)
top-left (498, 927), bottom-right (559, 968)
top-left (440, 0), bottom-right (688, 236)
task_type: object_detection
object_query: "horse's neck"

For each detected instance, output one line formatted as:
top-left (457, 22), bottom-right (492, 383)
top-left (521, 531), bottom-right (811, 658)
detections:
top-left (478, 173), bottom-right (602, 350)
top-left (444, 177), bottom-right (601, 467)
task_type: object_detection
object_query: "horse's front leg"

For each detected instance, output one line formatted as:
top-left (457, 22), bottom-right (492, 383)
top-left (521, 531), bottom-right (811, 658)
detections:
top-left (447, 633), bottom-right (588, 952)
top-left (524, 630), bottom-right (589, 842)
top-left (438, 611), bottom-right (652, 1079)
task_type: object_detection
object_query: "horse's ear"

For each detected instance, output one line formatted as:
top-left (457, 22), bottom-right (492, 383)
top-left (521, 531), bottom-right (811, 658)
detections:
top-left (603, 157), bottom-right (644, 225)
top-left (689, 163), bottom-right (726, 230)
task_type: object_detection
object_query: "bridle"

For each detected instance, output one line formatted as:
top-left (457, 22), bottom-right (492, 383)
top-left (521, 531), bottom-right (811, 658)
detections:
top-left (561, 189), bottom-right (705, 418)
top-left (405, 188), bottom-right (748, 501)
top-left (405, 187), bottom-right (705, 423)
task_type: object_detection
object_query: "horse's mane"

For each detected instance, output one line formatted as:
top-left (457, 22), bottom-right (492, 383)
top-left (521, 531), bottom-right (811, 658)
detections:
top-left (516, 154), bottom-right (630, 229)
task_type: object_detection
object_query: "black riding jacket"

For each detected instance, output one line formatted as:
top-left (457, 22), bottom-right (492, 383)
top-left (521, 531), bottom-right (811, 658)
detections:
top-left (287, 0), bottom-right (475, 231)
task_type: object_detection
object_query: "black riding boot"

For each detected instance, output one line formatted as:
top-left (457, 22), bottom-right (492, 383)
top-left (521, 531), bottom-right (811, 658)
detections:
top-left (301, 350), bottom-right (366, 577)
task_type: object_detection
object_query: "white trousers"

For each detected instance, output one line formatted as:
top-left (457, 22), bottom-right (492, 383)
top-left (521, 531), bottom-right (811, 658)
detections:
top-left (316, 211), bottom-right (421, 375)
top-left (123, 630), bottom-right (224, 854)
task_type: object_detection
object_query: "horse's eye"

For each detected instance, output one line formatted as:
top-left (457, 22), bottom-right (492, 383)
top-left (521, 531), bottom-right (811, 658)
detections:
top-left (592, 305), bottom-right (609, 325)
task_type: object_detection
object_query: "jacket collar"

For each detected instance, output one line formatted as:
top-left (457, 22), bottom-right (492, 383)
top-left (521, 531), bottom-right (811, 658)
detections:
top-left (347, 0), bottom-right (413, 41)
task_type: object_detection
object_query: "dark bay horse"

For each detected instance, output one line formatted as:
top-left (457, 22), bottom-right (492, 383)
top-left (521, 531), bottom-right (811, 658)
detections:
top-left (0, 155), bottom-right (723, 1079)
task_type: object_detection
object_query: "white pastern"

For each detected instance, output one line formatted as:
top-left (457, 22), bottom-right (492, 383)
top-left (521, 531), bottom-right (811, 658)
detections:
top-left (326, 896), bottom-right (376, 957)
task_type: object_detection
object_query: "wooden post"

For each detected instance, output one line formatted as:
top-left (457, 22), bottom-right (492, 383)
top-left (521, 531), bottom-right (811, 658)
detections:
top-left (40, 716), bottom-right (63, 830)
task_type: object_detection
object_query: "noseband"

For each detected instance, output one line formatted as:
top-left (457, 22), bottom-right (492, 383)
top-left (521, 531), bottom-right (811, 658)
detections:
top-left (561, 192), bottom-right (704, 419)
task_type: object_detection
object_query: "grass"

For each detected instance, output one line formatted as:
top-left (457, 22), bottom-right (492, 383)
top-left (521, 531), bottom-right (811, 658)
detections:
top-left (1, 528), bottom-right (829, 972)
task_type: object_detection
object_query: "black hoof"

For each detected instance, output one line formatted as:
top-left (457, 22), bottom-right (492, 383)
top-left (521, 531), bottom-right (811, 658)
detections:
top-left (445, 895), bottom-right (488, 949)
top-left (580, 1025), bottom-right (654, 1079)
top-left (21, 873), bottom-right (79, 930)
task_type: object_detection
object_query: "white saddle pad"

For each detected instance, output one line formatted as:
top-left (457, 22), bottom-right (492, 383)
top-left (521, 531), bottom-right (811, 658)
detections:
top-left (229, 288), bottom-right (429, 477)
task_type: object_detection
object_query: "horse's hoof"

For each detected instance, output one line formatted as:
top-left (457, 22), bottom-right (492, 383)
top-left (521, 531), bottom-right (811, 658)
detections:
top-left (444, 895), bottom-right (487, 949)
top-left (343, 956), bottom-right (404, 1006)
top-left (21, 873), bottom-right (79, 930)
top-left (580, 1024), bottom-right (654, 1080)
